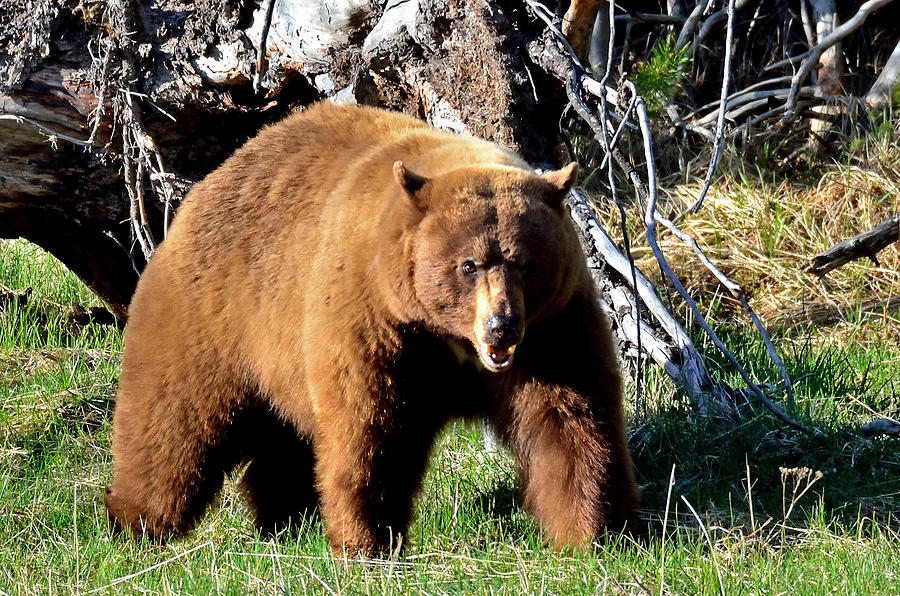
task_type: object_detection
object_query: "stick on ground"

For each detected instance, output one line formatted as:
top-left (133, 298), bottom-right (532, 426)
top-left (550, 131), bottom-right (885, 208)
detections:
top-left (805, 215), bottom-right (900, 276)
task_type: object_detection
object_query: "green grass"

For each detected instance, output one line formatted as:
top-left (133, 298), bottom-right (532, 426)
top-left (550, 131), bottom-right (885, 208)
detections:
top-left (1, 237), bottom-right (899, 594)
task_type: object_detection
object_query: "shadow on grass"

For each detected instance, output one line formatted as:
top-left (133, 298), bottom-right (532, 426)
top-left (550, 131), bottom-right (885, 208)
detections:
top-left (629, 405), bottom-right (900, 538)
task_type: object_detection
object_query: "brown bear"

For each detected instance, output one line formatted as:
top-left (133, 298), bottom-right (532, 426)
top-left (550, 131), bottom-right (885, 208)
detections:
top-left (105, 102), bottom-right (638, 556)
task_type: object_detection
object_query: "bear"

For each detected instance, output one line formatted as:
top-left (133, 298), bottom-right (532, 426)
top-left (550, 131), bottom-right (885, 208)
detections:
top-left (104, 102), bottom-right (638, 556)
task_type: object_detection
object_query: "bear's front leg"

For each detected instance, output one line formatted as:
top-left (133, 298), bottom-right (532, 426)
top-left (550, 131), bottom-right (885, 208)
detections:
top-left (308, 351), bottom-right (440, 558)
top-left (313, 407), bottom-right (438, 557)
top-left (496, 295), bottom-right (639, 548)
top-left (505, 384), bottom-right (638, 547)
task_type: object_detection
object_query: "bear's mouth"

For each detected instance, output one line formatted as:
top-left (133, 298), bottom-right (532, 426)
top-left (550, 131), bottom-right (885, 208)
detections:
top-left (478, 342), bottom-right (516, 372)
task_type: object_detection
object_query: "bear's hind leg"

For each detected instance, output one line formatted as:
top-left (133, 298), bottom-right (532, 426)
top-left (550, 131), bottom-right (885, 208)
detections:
top-left (238, 410), bottom-right (318, 536)
top-left (106, 359), bottom-right (248, 540)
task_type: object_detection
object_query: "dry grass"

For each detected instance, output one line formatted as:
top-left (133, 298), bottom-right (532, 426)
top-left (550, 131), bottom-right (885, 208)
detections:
top-left (587, 125), bottom-right (900, 345)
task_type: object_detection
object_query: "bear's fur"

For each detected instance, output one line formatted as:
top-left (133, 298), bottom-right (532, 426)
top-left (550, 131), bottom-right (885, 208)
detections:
top-left (105, 102), bottom-right (638, 555)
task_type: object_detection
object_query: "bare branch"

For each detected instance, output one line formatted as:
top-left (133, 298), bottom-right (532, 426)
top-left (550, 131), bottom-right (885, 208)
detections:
top-left (252, 0), bottom-right (277, 92)
top-left (653, 213), bottom-right (795, 404)
top-left (866, 38), bottom-right (900, 109)
top-left (784, 0), bottom-right (896, 118)
top-left (630, 83), bottom-right (813, 435)
top-left (690, 0), bottom-right (736, 213)
top-left (0, 114), bottom-right (95, 148)
top-left (615, 12), bottom-right (685, 26)
top-left (696, 0), bottom-right (753, 47)
top-left (676, 0), bottom-right (714, 51)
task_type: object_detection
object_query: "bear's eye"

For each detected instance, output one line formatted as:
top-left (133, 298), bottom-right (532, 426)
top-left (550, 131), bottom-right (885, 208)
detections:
top-left (523, 259), bottom-right (537, 277)
top-left (461, 260), bottom-right (478, 276)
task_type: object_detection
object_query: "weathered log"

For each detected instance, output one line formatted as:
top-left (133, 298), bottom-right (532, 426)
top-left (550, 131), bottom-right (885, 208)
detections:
top-left (804, 215), bottom-right (900, 276)
top-left (859, 418), bottom-right (900, 437)
top-left (566, 190), bottom-right (726, 417)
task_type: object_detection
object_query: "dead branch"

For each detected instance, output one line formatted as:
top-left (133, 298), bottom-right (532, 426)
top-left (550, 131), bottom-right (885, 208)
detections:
top-left (252, 0), bottom-right (277, 92)
top-left (615, 13), bottom-right (684, 26)
top-left (784, 0), bottom-right (896, 119)
top-left (859, 418), bottom-right (900, 437)
top-left (690, 0), bottom-right (735, 213)
top-left (675, 0), bottom-right (713, 51)
top-left (567, 190), bottom-right (725, 415)
top-left (536, 10), bottom-right (816, 432)
top-left (866, 38), bottom-right (900, 109)
top-left (653, 212), bottom-right (795, 403)
top-left (804, 215), bottom-right (900, 276)
top-left (631, 84), bottom-right (813, 435)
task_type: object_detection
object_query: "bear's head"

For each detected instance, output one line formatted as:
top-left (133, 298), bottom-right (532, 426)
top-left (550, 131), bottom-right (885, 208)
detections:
top-left (395, 161), bottom-right (581, 372)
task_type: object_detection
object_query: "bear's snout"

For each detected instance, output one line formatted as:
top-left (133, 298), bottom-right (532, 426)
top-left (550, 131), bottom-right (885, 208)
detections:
top-left (475, 310), bottom-right (523, 372)
top-left (485, 313), bottom-right (522, 348)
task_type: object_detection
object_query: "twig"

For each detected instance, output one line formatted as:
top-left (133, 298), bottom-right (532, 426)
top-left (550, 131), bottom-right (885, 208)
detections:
top-left (658, 464), bottom-right (676, 594)
top-left (0, 114), bottom-right (95, 148)
top-left (531, 3), bottom-right (817, 431)
top-left (597, 2), bottom-right (647, 417)
top-left (696, 0), bottom-right (753, 47)
top-left (690, 0), bottom-right (736, 213)
top-left (253, 0), bottom-right (278, 92)
top-left (666, 103), bottom-right (716, 142)
top-left (804, 215), bottom-right (900, 276)
top-left (119, 89), bottom-right (157, 260)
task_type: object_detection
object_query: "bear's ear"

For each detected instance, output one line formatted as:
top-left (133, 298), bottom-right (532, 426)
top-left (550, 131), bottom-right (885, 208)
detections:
top-left (539, 162), bottom-right (578, 206)
top-left (393, 161), bottom-right (430, 211)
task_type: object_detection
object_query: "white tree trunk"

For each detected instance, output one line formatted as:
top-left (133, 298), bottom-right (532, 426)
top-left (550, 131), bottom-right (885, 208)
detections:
top-left (809, 0), bottom-right (842, 138)
top-left (811, 0), bottom-right (843, 96)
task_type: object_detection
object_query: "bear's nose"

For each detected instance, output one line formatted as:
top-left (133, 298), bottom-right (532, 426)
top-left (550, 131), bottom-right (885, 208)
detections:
top-left (485, 313), bottom-right (522, 347)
